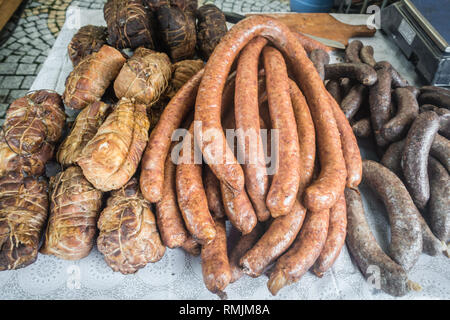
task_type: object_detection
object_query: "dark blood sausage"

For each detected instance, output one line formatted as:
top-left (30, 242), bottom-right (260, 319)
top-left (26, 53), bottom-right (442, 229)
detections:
top-left (194, 15), bottom-right (347, 214)
top-left (263, 46), bottom-right (300, 217)
top-left (340, 84), bottom-right (367, 121)
top-left (229, 223), bottom-right (265, 283)
top-left (345, 40), bottom-right (363, 63)
top-left (267, 208), bottom-right (329, 295)
top-left (352, 118), bottom-right (372, 139)
top-left (380, 142), bottom-right (448, 256)
top-left (362, 160), bottom-right (422, 271)
top-left (344, 188), bottom-right (413, 297)
top-left (324, 63), bottom-right (377, 86)
top-left (204, 166), bottom-right (226, 218)
top-left (235, 36), bottom-right (271, 222)
top-left (390, 67), bottom-right (409, 88)
top-left (360, 45), bottom-right (376, 67)
top-left (326, 80), bottom-right (342, 104)
top-left (309, 49), bottom-right (330, 81)
top-left (220, 183), bottom-right (257, 235)
top-left (176, 123), bottom-right (216, 244)
top-left (201, 217), bottom-right (231, 295)
top-left (155, 142), bottom-right (189, 248)
top-left (340, 77), bottom-right (353, 96)
top-left (240, 200), bottom-right (306, 277)
top-left (313, 194), bottom-right (347, 277)
top-left (369, 62), bottom-right (392, 147)
top-left (430, 134), bottom-right (450, 174)
top-left (140, 69), bottom-right (204, 203)
top-left (420, 85), bottom-right (450, 97)
top-left (428, 157), bottom-right (450, 243)
top-left (289, 80), bottom-right (316, 196)
top-left (381, 87), bottom-right (419, 142)
top-left (380, 139), bottom-right (405, 179)
top-left (328, 92), bottom-right (362, 189)
top-left (418, 91), bottom-right (450, 109)
top-left (401, 111), bottom-right (440, 210)
top-left (420, 105), bottom-right (450, 139)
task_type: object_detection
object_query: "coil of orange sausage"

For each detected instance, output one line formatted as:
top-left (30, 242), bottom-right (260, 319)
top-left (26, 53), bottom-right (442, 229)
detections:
top-left (234, 36), bottom-right (271, 222)
top-left (140, 69), bottom-right (204, 203)
top-left (263, 46), bottom-right (301, 217)
top-left (288, 79), bottom-right (316, 197)
top-left (194, 16), bottom-right (346, 213)
top-left (239, 200), bottom-right (307, 277)
top-left (201, 217), bottom-right (231, 295)
top-left (155, 142), bottom-right (189, 248)
top-left (313, 194), bottom-right (347, 277)
top-left (267, 208), bottom-right (329, 295)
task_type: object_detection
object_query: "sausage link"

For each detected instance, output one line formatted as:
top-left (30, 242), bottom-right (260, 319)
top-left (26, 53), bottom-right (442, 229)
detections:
top-left (340, 84), bottom-right (367, 121)
top-left (420, 105), bottom-right (450, 139)
top-left (201, 217), bottom-right (231, 294)
top-left (155, 142), bottom-right (189, 248)
top-left (380, 139), bottom-right (405, 179)
top-left (369, 63), bottom-right (392, 147)
top-left (428, 157), bottom-right (450, 243)
top-left (204, 166), bottom-right (226, 218)
top-left (140, 69), bottom-right (204, 203)
top-left (194, 15), bottom-right (346, 213)
top-left (362, 160), bottom-right (422, 271)
top-left (229, 223), bottom-right (265, 283)
top-left (220, 183), bottom-right (257, 235)
top-left (313, 194), bottom-right (347, 277)
top-left (267, 208), bottom-right (329, 295)
top-left (176, 123), bottom-right (216, 243)
top-left (344, 188), bottom-right (413, 297)
top-left (289, 80), bottom-right (316, 196)
top-left (419, 91), bottom-right (450, 109)
top-left (240, 200), bottom-right (306, 277)
top-left (352, 118), bottom-right (372, 139)
top-left (360, 45), bottom-right (376, 67)
top-left (381, 87), bottom-right (419, 142)
top-left (328, 92), bottom-right (362, 189)
top-left (293, 32), bottom-right (332, 53)
top-left (235, 36), bottom-right (271, 222)
top-left (324, 63), bottom-right (377, 86)
top-left (326, 80), bottom-right (342, 104)
top-left (345, 40), bottom-right (363, 63)
top-left (309, 49), bottom-right (330, 81)
top-left (401, 111), bottom-right (440, 210)
top-left (263, 46), bottom-right (300, 217)
top-left (430, 134), bottom-right (450, 174)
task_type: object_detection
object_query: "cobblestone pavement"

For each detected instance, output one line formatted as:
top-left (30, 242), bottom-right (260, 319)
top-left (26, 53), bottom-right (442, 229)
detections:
top-left (0, 0), bottom-right (290, 123)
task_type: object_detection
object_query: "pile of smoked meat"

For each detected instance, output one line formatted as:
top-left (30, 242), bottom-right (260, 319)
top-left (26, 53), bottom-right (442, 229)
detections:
top-left (0, 7), bottom-right (448, 298)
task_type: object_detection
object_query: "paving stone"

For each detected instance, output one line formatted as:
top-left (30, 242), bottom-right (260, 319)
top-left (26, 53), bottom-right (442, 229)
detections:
top-left (0, 103), bottom-right (8, 117)
top-left (0, 76), bottom-right (24, 89)
top-left (16, 63), bottom-right (36, 75)
top-left (20, 55), bottom-right (35, 63)
top-left (0, 63), bottom-right (18, 75)
top-left (8, 89), bottom-right (28, 102)
top-left (21, 76), bottom-right (36, 89)
top-left (0, 90), bottom-right (8, 104)
top-left (17, 37), bottom-right (31, 44)
top-left (7, 43), bottom-right (21, 51)
top-left (5, 55), bottom-right (22, 63)
top-left (35, 55), bottom-right (47, 63)
top-left (28, 48), bottom-right (41, 56)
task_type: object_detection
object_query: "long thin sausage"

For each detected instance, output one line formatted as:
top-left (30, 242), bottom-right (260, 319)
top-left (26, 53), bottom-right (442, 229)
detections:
top-left (155, 142), bottom-right (189, 248)
top-left (267, 208), bottom-right (329, 295)
top-left (288, 79), bottom-right (315, 196)
top-left (263, 46), bottom-right (300, 217)
top-left (313, 194), bottom-right (346, 277)
top-left (194, 16), bottom-right (347, 213)
top-left (328, 91), bottom-right (362, 188)
top-left (176, 122), bottom-right (216, 244)
top-left (141, 69), bottom-right (204, 203)
top-left (201, 217), bottom-right (231, 294)
top-left (239, 200), bottom-right (306, 277)
top-left (204, 166), bottom-right (226, 218)
top-left (235, 36), bottom-right (271, 222)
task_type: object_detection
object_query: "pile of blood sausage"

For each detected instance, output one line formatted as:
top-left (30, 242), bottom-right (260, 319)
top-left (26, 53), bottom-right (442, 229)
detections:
top-left (0, 14), bottom-right (448, 299)
top-left (313, 39), bottom-right (449, 296)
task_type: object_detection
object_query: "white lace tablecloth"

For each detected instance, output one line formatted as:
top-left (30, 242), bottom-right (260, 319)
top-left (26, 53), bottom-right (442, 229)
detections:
top-left (1, 7), bottom-right (448, 300)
